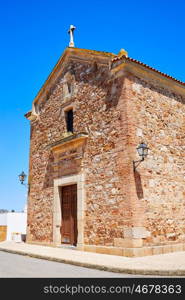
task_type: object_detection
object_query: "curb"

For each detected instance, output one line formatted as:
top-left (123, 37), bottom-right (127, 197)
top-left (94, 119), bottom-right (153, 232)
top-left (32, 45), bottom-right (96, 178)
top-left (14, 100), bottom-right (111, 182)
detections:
top-left (0, 247), bottom-right (185, 276)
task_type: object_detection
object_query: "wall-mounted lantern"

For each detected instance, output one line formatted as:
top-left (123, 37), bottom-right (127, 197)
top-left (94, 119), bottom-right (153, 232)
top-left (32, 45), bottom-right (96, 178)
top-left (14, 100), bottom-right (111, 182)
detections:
top-left (18, 171), bottom-right (27, 185)
top-left (133, 142), bottom-right (149, 171)
top-left (18, 171), bottom-right (30, 194)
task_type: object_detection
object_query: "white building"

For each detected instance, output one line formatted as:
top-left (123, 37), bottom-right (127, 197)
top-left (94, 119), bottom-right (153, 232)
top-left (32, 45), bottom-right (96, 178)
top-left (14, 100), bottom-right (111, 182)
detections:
top-left (0, 211), bottom-right (27, 242)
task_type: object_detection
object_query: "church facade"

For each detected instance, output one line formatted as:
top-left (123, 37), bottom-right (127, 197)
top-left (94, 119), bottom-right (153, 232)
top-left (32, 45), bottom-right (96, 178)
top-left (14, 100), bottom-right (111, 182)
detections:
top-left (25, 46), bottom-right (185, 257)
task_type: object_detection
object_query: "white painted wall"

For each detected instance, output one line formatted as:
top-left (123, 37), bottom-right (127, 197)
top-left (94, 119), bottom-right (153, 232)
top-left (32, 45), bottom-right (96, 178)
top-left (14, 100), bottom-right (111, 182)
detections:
top-left (0, 212), bottom-right (27, 241)
top-left (0, 213), bottom-right (7, 225)
top-left (6, 213), bottom-right (27, 241)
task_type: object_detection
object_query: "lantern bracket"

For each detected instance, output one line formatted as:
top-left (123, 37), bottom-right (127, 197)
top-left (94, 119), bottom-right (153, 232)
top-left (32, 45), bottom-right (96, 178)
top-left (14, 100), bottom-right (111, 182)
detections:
top-left (133, 142), bottom-right (149, 172)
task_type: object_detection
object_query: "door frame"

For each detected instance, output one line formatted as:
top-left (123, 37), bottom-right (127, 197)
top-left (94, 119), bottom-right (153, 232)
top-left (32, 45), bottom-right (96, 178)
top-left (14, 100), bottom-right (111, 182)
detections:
top-left (53, 174), bottom-right (85, 249)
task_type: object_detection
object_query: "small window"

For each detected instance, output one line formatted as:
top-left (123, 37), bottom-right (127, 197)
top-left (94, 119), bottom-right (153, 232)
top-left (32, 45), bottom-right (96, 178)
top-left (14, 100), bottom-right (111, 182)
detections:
top-left (67, 82), bottom-right (72, 94)
top-left (65, 109), bottom-right (73, 133)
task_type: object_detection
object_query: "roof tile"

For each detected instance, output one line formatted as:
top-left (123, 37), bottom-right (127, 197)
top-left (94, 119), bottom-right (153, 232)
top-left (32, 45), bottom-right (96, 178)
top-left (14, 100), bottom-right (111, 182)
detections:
top-left (112, 55), bottom-right (185, 86)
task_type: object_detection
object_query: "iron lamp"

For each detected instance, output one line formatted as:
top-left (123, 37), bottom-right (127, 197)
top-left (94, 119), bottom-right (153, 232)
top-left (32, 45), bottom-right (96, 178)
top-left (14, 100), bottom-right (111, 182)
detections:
top-left (18, 171), bottom-right (27, 185)
top-left (133, 142), bottom-right (149, 171)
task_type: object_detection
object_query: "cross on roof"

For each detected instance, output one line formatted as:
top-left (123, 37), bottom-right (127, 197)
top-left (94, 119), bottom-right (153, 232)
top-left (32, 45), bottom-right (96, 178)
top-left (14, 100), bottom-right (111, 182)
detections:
top-left (68, 25), bottom-right (76, 47)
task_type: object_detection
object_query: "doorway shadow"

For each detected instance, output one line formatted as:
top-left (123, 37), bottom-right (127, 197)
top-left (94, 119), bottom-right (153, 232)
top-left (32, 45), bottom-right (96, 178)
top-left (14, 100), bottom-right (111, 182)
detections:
top-left (134, 170), bottom-right (144, 199)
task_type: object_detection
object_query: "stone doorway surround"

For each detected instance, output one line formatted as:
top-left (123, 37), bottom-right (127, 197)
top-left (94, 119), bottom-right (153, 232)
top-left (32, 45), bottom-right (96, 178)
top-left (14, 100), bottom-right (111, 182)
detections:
top-left (53, 173), bottom-right (85, 249)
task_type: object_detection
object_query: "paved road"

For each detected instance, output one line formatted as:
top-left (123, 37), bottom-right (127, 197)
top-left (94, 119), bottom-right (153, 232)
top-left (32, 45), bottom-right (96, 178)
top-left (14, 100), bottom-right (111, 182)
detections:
top-left (0, 250), bottom-right (149, 278)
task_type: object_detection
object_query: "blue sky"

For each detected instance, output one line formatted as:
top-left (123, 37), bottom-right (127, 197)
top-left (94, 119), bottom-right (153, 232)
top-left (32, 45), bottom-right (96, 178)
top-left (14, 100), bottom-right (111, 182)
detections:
top-left (0, 0), bottom-right (184, 211)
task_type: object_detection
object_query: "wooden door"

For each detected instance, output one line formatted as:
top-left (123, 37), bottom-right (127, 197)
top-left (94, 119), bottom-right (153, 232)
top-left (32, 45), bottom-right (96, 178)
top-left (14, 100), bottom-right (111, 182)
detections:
top-left (60, 184), bottom-right (77, 246)
top-left (0, 226), bottom-right (7, 242)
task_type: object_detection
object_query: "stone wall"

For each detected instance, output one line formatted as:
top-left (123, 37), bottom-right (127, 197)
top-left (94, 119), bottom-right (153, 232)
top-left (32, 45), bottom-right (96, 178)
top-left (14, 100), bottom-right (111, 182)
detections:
top-left (129, 74), bottom-right (185, 246)
top-left (27, 55), bottom-right (132, 245)
top-left (27, 49), bottom-right (185, 251)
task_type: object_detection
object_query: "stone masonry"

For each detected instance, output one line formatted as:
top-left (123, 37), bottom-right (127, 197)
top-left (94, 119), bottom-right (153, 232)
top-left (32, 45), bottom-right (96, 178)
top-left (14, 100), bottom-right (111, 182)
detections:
top-left (25, 47), bottom-right (185, 256)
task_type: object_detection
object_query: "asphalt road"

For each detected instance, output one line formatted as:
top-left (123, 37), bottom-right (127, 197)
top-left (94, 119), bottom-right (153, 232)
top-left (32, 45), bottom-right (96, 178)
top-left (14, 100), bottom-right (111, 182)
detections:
top-left (0, 250), bottom-right (146, 278)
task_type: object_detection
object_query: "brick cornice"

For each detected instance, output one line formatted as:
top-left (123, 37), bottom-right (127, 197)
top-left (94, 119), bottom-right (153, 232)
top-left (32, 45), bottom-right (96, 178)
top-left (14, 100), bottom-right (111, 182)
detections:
top-left (111, 58), bottom-right (185, 96)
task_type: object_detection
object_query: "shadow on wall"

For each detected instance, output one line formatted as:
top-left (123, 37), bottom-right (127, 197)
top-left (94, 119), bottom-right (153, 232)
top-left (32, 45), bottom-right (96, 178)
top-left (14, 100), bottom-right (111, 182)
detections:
top-left (43, 151), bottom-right (55, 189)
top-left (134, 170), bottom-right (144, 199)
top-left (104, 77), bottom-right (125, 109)
top-left (132, 75), bottom-right (185, 105)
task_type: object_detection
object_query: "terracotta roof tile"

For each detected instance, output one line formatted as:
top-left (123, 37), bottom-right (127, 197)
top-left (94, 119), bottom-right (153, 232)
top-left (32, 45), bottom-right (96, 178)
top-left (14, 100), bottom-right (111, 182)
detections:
top-left (112, 55), bottom-right (185, 86)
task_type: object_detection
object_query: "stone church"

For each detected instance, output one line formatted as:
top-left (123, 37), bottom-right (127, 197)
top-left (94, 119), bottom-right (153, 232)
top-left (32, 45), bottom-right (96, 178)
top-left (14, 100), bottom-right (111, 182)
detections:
top-left (25, 32), bottom-right (185, 256)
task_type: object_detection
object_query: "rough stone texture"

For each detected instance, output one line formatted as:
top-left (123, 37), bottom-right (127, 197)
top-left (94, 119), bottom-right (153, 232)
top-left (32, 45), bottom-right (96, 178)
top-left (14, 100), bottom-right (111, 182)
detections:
top-left (129, 74), bottom-right (185, 247)
top-left (26, 48), bottom-right (185, 255)
top-left (27, 52), bottom-right (131, 245)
